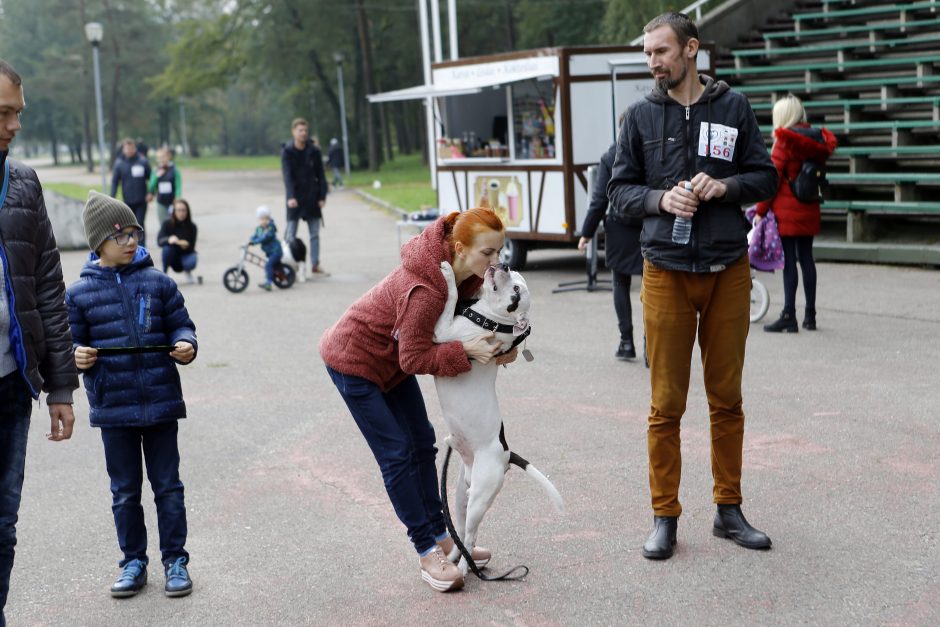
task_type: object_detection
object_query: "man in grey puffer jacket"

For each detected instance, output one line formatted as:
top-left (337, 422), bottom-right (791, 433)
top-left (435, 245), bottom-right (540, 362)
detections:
top-left (608, 12), bottom-right (777, 561)
top-left (0, 59), bottom-right (78, 625)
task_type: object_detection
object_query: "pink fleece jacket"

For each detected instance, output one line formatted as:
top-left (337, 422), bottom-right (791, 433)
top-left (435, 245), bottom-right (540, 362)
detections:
top-left (318, 218), bottom-right (483, 392)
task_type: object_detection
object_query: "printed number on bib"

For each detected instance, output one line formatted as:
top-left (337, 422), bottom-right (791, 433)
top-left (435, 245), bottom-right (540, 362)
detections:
top-left (158, 181), bottom-right (173, 194)
top-left (698, 123), bottom-right (738, 162)
top-left (131, 165), bottom-right (146, 178)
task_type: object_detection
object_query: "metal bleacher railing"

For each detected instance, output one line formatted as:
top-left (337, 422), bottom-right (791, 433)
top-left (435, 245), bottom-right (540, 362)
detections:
top-left (729, 0), bottom-right (940, 246)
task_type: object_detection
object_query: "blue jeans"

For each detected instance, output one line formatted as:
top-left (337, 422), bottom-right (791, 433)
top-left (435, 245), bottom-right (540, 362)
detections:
top-left (100, 422), bottom-right (188, 568)
top-left (161, 246), bottom-right (198, 274)
top-left (326, 367), bottom-right (444, 555)
top-left (264, 251), bottom-right (282, 285)
top-left (0, 373), bottom-right (31, 623)
top-left (285, 217), bottom-right (321, 268)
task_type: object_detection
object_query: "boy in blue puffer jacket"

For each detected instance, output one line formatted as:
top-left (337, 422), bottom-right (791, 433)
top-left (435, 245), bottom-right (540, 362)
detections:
top-left (248, 205), bottom-right (283, 291)
top-left (65, 192), bottom-right (197, 599)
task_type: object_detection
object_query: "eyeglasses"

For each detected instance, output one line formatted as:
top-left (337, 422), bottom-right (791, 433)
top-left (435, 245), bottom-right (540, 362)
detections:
top-left (107, 229), bottom-right (144, 246)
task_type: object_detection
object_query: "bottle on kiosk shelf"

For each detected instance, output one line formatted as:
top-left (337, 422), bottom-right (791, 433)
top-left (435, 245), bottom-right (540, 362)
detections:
top-left (671, 182), bottom-right (693, 245)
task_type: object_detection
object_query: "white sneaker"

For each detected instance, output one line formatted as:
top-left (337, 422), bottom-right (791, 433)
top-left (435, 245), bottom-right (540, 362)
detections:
top-left (419, 546), bottom-right (464, 592)
top-left (184, 271), bottom-right (196, 285)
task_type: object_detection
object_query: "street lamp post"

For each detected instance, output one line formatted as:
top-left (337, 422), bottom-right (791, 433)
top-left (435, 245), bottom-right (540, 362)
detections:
top-left (84, 22), bottom-right (108, 193)
top-left (333, 52), bottom-right (350, 177)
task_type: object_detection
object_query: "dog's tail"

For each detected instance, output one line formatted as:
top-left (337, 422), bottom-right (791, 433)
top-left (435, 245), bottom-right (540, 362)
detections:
top-left (509, 452), bottom-right (564, 513)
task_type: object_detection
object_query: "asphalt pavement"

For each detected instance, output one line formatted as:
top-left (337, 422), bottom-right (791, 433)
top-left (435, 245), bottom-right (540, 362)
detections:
top-left (7, 164), bottom-right (939, 626)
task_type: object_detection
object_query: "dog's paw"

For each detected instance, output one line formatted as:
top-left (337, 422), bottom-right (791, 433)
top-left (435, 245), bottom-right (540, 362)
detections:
top-left (439, 261), bottom-right (455, 280)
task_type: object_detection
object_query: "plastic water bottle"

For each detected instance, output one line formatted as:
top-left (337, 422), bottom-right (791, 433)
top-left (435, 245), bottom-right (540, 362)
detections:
top-left (671, 182), bottom-right (693, 245)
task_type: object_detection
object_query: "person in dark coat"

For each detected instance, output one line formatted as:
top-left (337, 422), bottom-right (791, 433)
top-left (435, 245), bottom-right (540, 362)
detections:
top-left (327, 137), bottom-right (345, 189)
top-left (156, 198), bottom-right (199, 283)
top-left (579, 137), bottom-right (643, 360)
top-left (281, 118), bottom-right (328, 275)
top-left (0, 60), bottom-right (78, 624)
top-left (67, 192), bottom-right (197, 599)
top-left (110, 138), bottom-right (151, 246)
top-left (755, 95), bottom-right (837, 333)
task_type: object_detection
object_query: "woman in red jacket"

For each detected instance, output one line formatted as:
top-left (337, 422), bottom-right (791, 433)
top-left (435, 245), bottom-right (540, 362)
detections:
top-left (755, 95), bottom-right (837, 332)
top-left (319, 207), bottom-right (516, 592)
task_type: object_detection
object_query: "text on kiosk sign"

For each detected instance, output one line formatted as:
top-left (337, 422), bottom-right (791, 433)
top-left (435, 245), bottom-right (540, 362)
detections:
top-left (432, 56), bottom-right (560, 90)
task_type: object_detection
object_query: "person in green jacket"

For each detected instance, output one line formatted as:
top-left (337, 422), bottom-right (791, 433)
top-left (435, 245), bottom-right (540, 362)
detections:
top-left (146, 147), bottom-right (182, 217)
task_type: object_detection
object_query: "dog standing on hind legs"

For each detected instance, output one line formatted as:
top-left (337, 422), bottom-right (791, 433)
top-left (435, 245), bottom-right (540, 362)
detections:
top-left (433, 261), bottom-right (563, 576)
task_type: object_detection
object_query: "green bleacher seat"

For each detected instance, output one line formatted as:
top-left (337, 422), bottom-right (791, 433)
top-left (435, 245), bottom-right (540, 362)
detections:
top-left (833, 145), bottom-right (940, 155)
top-left (721, 53), bottom-right (940, 77)
top-left (760, 120), bottom-right (940, 133)
top-left (764, 17), bottom-right (940, 40)
top-left (733, 33), bottom-right (936, 59)
top-left (827, 172), bottom-right (940, 183)
top-left (736, 73), bottom-right (940, 94)
top-left (795, 1), bottom-right (939, 23)
top-left (750, 96), bottom-right (940, 111)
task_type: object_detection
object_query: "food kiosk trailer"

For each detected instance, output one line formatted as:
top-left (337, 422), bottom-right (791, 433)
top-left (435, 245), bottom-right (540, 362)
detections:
top-left (369, 45), bottom-right (714, 268)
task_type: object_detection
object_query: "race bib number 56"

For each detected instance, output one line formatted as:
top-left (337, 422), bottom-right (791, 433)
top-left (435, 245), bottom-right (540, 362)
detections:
top-left (698, 122), bottom-right (738, 162)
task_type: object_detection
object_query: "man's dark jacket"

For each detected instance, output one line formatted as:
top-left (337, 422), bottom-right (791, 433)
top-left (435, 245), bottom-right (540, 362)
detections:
top-left (281, 141), bottom-right (327, 221)
top-left (607, 75), bottom-right (777, 272)
top-left (0, 154), bottom-right (78, 401)
top-left (110, 153), bottom-right (151, 206)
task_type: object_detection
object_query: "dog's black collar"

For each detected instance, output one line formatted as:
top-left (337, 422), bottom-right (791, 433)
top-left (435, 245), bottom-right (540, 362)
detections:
top-left (457, 300), bottom-right (531, 354)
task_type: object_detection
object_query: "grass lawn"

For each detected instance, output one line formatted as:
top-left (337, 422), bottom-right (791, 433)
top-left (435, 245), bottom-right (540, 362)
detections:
top-left (346, 153), bottom-right (435, 213)
top-left (42, 152), bottom-right (437, 212)
top-left (177, 155), bottom-right (280, 170)
top-left (43, 182), bottom-right (93, 201)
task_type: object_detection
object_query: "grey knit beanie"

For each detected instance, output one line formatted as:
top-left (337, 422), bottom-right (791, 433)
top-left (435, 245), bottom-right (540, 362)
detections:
top-left (82, 191), bottom-right (143, 251)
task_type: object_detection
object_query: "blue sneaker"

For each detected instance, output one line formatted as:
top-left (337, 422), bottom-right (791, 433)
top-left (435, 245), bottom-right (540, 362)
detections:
top-left (110, 559), bottom-right (147, 598)
top-left (164, 556), bottom-right (193, 597)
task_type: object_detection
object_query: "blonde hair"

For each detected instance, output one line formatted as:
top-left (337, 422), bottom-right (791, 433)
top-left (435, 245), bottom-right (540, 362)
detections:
top-left (772, 95), bottom-right (806, 130)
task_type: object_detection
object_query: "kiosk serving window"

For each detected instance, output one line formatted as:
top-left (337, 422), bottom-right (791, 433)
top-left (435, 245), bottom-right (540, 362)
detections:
top-left (439, 87), bottom-right (509, 160)
top-left (511, 78), bottom-right (556, 160)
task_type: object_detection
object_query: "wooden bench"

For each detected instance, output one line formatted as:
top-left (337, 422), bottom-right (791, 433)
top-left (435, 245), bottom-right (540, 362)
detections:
top-left (821, 200), bottom-right (940, 241)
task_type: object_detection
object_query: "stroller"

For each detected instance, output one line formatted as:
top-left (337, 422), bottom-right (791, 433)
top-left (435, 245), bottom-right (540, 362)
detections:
top-left (223, 245), bottom-right (296, 293)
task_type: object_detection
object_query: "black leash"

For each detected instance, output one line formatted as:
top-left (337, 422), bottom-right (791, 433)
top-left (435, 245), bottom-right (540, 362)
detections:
top-left (440, 445), bottom-right (529, 581)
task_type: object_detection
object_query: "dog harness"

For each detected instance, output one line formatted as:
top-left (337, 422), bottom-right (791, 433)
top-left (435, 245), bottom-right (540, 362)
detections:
top-left (457, 299), bottom-right (531, 355)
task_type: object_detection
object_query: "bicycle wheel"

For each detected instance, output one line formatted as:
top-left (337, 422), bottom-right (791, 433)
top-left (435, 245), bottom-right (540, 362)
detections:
top-left (223, 267), bottom-right (249, 293)
top-left (273, 264), bottom-right (296, 289)
top-left (750, 276), bottom-right (770, 323)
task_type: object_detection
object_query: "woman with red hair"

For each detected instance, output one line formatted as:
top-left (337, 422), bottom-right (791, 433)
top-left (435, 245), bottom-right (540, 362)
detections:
top-left (319, 207), bottom-right (516, 592)
top-left (755, 95), bottom-right (837, 332)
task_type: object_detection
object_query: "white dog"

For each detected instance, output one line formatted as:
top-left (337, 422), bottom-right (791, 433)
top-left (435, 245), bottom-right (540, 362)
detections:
top-left (280, 237), bottom-right (308, 282)
top-left (433, 262), bottom-right (563, 575)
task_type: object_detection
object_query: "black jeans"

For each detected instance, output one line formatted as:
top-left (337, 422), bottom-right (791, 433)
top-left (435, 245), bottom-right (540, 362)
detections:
top-left (100, 422), bottom-right (188, 568)
top-left (780, 236), bottom-right (816, 314)
top-left (0, 373), bottom-right (31, 622)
